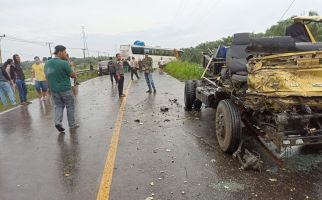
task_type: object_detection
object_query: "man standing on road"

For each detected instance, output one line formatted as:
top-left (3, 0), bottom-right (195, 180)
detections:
top-left (32, 56), bottom-right (47, 101)
top-left (130, 57), bottom-right (140, 80)
top-left (142, 52), bottom-right (156, 93)
top-left (158, 57), bottom-right (166, 73)
top-left (115, 53), bottom-right (125, 97)
top-left (45, 45), bottom-right (79, 133)
top-left (13, 54), bottom-right (31, 105)
top-left (108, 58), bottom-right (117, 85)
top-left (0, 67), bottom-right (17, 106)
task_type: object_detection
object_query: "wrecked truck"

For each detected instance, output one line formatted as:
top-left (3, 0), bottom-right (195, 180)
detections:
top-left (184, 16), bottom-right (322, 167)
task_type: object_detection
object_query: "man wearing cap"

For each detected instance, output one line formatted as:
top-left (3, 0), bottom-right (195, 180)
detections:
top-left (115, 53), bottom-right (126, 97)
top-left (142, 52), bottom-right (156, 93)
top-left (32, 56), bottom-right (47, 100)
top-left (45, 45), bottom-right (79, 132)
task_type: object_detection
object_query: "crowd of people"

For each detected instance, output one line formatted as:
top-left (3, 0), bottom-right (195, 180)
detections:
top-left (0, 45), bottom-right (166, 133)
top-left (107, 52), bottom-right (164, 97)
top-left (0, 45), bottom-right (79, 133)
top-left (0, 54), bottom-right (33, 107)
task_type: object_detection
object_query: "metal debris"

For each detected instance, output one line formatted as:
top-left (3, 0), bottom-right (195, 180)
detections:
top-left (233, 140), bottom-right (262, 171)
top-left (160, 106), bottom-right (169, 112)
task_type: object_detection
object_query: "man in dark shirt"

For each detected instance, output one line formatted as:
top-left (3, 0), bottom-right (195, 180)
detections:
top-left (108, 59), bottom-right (117, 85)
top-left (13, 54), bottom-right (31, 105)
top-left (0, 67), bottom-right (16, 106)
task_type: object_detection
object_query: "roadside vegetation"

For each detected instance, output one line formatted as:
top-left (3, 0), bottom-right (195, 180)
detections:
top-left (164, 60), bottom-right (203, 81)
top-left (0, 69), bottom-right (97, 112)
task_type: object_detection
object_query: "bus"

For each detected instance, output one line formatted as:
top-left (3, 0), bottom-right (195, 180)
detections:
top-left (119, 45), bottom-right (183, 69)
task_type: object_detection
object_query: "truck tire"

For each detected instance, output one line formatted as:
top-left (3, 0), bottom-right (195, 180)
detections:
top-left (215, 99), bottom-right (241, 153)
top-left (194, 80), bottom-right (202, 111)
top-left (184, 80), bottom-right (195, 110)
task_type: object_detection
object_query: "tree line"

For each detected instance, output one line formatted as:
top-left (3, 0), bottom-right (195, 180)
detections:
top-left (181, 11), bottom-right (322, 64)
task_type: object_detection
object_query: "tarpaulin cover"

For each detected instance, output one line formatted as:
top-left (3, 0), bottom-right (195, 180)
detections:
top-left (133, 41), bottom-right (145, 46)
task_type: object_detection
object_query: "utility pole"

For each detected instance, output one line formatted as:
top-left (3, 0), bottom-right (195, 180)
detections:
top-left (0, 34), bottom-right (5, 65)
top-left (46, 42), bottom-right (53, 57)
top-left (82, 48), bottom-right (86, 61)
top-left (81, 26), bottom-right (89, 66)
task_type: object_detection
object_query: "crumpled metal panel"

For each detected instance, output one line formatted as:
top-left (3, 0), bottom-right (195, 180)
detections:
top-left (247, 54), bottom-right (322, 97)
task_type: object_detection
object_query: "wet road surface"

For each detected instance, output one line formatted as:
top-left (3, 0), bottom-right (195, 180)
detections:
top-left (1, 72), bottom-right (322, 200)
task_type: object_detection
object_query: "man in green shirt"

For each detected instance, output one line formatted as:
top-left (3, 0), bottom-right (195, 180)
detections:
top-left (45, 45), bottom-right (79, 133)
top-left (142, 52), bottom-right (156, 93)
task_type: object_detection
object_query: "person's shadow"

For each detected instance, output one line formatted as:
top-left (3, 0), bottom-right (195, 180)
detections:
top-left (57, 131), bottom-right (80, 193)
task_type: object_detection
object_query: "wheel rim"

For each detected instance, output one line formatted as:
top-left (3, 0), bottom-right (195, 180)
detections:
top-left (216, 112), bottom-right (225, 142)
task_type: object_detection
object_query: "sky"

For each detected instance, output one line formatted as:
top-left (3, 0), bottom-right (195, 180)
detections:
top-left (1, 0), bottom-right (322, 61)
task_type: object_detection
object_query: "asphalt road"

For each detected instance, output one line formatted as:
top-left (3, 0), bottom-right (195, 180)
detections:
top-left (0, 72), bottom-right (322, 200)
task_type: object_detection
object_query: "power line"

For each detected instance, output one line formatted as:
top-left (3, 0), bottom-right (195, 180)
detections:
top-left (4, 34), bottom-right (47, 46)
top-left (2, 33), bottom-right (109, 59)
top-left (279, 0), bottom-right (296, 21)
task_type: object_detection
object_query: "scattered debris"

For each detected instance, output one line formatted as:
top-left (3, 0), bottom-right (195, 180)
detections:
top-left (64, 173), bottom-right (70, 177)
top-left (210, 159), bottom-right (216, 163)
top-left (269, 178), bottom-right (277, 182)
top-left (169, 99), bottom-right (178, 103)
top-left (209, 181), bottom-right (245, 192)
top-left (139, 122), bottom-right (144, 125)
top-left (158, 177), bottom-right (162, 180)
top-left (166, 149), bottom-right (172, 152)
top-left (150, 182), bottom-right (154, 186)
top-left (160, 106), bottom-right (169, 112)
top-left (145, 197), bottom-right (154, 200)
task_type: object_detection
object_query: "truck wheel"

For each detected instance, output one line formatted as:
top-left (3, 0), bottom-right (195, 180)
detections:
top-left (184, 80), bottom-right (195, 110)
top-left (215, 100), bottom-right (241, 153)
top-left (194, 80), bottom-right (202, 111)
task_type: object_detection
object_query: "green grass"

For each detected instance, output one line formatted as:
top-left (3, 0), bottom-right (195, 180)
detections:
top-left (164, 60), bottom-right (204, 81)
top-left (0, 70), bottom-right (98, 112)
top-left (77, 70), bottom-right (98, 83)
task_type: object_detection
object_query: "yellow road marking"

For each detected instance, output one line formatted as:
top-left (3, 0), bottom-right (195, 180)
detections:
top-left (96, 80), bottom-right (132, 200)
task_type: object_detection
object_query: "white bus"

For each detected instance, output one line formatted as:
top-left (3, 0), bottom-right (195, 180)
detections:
top-left (119, 45), bottom-right (183, 69)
